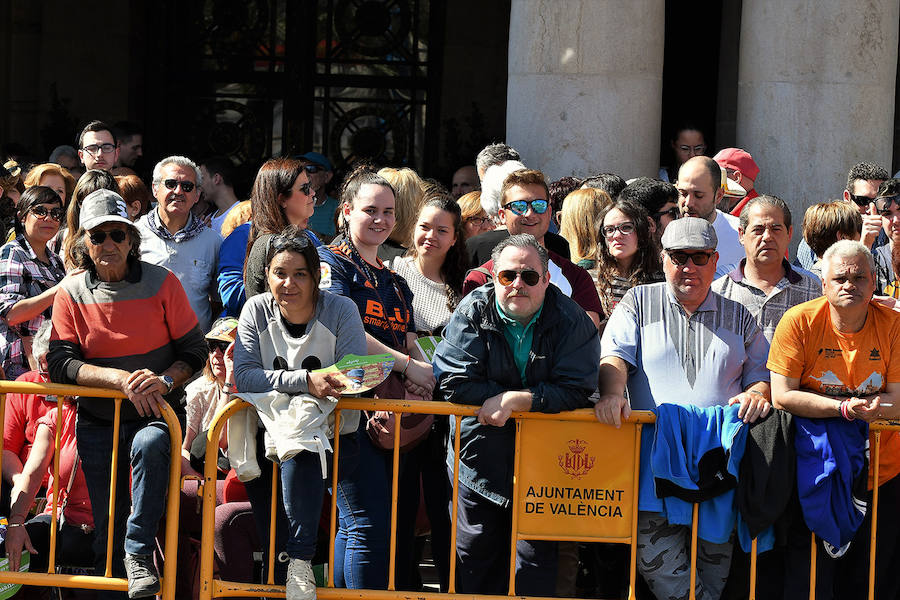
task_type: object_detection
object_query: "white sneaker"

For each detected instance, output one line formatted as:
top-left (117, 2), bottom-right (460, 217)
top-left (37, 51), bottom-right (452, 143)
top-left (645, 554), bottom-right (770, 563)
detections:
top-left (286, 558), bottom-right (316, 600)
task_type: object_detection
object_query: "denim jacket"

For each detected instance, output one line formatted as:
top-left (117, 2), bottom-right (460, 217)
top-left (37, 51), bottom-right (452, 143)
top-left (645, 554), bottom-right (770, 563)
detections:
top-left (433, 283), bottom-right (600, 506)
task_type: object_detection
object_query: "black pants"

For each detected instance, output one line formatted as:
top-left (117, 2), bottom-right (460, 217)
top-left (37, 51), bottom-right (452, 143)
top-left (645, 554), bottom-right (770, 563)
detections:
top-left (452, 478), bottom-right (557, 596)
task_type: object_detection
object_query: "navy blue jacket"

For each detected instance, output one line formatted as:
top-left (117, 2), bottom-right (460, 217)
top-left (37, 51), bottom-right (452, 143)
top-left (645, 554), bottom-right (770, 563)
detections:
top-left (433, 283), bottom-right (600, 506)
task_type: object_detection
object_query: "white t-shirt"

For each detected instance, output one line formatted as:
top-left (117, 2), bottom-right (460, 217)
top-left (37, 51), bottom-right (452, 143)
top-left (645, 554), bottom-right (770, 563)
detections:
top-left (711, 209), bottom-right (743, 277)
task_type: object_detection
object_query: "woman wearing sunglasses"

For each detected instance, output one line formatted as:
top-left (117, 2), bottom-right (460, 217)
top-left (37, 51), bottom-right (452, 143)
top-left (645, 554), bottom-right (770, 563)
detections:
top-left (242, 157), bottom-right (322, 303)
top-left (180, 317), bottom-right (239, 480)
top-left (0, 186), bottom-right (67, 378)
top-left (591, 198), bottom-right (662, 315)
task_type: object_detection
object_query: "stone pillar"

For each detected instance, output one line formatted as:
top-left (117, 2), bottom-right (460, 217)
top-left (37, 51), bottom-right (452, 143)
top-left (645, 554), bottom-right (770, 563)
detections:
top-left (506, 0), bottom-right (665, 181)
top-left (736, 0), bottom-right (899, 254)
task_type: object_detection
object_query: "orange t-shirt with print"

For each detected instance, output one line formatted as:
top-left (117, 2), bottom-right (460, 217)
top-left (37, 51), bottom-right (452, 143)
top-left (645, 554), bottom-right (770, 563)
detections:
top-left (768, 296), bottom-right (900, 489)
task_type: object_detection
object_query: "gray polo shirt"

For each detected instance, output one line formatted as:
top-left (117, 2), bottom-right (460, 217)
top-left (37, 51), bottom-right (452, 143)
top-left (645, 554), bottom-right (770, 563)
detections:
top-left (601, 282), bottom-right (770, 411)
top-left (711, 259), bottom-right (822, 342)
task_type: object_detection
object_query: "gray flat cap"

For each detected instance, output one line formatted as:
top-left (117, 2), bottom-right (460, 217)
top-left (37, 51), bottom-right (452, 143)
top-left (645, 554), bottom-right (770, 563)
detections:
top-left (80, 189), bottom-right (132, 231)
top-left (660, 216), bottom-right (717, 251)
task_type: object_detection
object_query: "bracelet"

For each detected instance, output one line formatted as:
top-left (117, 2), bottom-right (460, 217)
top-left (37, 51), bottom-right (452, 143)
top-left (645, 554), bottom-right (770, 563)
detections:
top-left (748, 389), bottom-right (766, 398)
top-left (840, 399), bottom-right (855, 421)
top-left (223, 381), bottom-right (234, 389)
top-left (6, 522), bottom-right (24, 528)
top-left (401, 355), bottom-right (411, 376)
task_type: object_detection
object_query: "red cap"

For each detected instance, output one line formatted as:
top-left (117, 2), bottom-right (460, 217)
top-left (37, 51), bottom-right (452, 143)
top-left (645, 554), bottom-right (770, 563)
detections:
top-left (713, 148), bottom-right (759, 181)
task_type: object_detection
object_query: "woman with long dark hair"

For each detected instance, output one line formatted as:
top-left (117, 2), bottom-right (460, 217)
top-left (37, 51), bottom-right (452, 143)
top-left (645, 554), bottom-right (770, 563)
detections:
top-left (244, 157), bottom-right (321, 300)
top-left (591, 198), bottom-right (663, 315)
top-left (317, 165), bottom-right (435, 590)
top-left (390, 189), bottom-right (468, 335)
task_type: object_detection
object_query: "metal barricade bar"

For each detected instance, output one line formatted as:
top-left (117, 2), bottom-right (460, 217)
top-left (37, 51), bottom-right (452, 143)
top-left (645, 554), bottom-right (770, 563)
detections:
top-left (0, 381), bottom-right (183, 600)
top-left (197, 399), bottom-right (900, 600)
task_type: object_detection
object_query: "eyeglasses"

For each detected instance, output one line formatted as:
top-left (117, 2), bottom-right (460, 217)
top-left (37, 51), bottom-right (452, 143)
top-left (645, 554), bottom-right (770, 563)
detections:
top-left (602, 222), bottom-right (636, 238)
top-left (88, 229), bottom-right (128, 245)
top-left (654, 206), bottom-right (681, 221)
top-left (303, 164), bottom-right (322, 174)
top-left (677, 144), bottom-right (707, 155)
top-left (207, 340), bottom-right (230, 353)
top-left (847, 192), bottom-right (875, 208)
top-left (81, 143), bottom-right (116, 156)
top-left (503, 199), bottom-right (549, 216)
top-left (466, 216), bottom-right (491, 226)
top-left (667, 251), bottom-right (714, 266)
top-left (875, 195), bottom-right (900, 214)
top-left (30, 205), bottom-right (64, 222)
top-left (162, 179), bottom-right (196, 193)
top-left (497, 269), bottom-right (541, 286)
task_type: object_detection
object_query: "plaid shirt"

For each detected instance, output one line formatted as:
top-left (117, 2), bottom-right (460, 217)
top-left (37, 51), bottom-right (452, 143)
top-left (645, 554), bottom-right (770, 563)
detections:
top-left (0, 234), bottom-right (65, 377)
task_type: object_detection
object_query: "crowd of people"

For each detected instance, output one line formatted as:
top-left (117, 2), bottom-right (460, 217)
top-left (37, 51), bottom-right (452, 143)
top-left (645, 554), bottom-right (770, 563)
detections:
top-left (1, 118), bottom-right (900, 600)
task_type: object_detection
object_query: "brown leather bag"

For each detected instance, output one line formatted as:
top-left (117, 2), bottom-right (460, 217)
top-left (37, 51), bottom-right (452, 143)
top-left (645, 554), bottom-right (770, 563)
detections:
top-left (366, 371), bottom-right (434, 453)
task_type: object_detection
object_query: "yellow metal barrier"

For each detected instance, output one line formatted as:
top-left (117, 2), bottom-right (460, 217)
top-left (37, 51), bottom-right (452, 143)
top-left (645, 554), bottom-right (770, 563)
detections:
top-left (195, 399), bottom-right (900, 600)
top-left (0, 381), bottom-right (184, 599)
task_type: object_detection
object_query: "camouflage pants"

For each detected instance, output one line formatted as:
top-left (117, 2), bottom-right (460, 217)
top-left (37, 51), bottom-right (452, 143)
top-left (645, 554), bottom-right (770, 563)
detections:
top-left (637, 512), bottom-right (732, 600)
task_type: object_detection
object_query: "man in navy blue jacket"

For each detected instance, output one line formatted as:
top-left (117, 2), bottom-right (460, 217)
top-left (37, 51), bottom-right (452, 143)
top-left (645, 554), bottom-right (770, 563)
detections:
top-left (433, 233), bottom-right (600, 596)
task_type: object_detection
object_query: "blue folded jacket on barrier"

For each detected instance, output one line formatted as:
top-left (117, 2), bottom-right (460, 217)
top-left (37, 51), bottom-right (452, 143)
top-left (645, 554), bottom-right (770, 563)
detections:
top-left (793, 416), bottom-right (868, 552)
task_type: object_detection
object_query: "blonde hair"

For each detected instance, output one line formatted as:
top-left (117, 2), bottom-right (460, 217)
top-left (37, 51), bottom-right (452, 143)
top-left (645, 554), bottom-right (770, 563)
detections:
top-left (558, 188), bottom-right (612, 264)
top-left (457, 191), bottom-right (485, 221)
top-left (23, 163), bottom-right (76, 206)
top-left (377, 167), bottom-right (424, 246)
top-left (221, 200), bottom-right (252, 238)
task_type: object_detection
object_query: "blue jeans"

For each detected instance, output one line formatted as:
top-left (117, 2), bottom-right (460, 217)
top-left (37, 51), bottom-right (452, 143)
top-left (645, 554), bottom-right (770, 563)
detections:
top-left (76, 412), bottom-right (172, 598)
top-left (333, 420), bottom-right (396, 589)
top-left (244, 430), bottom-right (360, 584)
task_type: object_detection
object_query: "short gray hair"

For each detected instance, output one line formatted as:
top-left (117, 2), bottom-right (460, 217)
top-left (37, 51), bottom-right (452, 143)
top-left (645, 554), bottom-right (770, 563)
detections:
top-left (32, 320), bottom-right (53, 363)
top-left (739, 194), bottom-right (792, 230)
top-left (480, 160), bottom-right (526, 217)
top-left (821, 239), bottom-right (875, 275)
top-left (491, 233), bottom-right (549, 274)
top-left (152, 155), bottom-right (202, 189)
top-left (475, 143), bottom-right (520, 178)
top-left (49, 145), bottom-right (78, 164)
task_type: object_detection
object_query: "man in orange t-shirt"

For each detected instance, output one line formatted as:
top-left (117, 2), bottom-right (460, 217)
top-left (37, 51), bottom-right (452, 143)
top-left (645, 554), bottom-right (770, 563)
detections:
top-left (769, 239), bottom-right (900, 599)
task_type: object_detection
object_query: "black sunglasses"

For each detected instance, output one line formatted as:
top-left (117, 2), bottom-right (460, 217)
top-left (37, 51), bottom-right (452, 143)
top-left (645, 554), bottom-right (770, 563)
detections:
top-left (207, 339), bottom-right (230, 353)
top-left (30, 205), bottom-right (64, 222)
top-left (875, 195), bottom-right (900, 214)
top-left (88, 229), bottom-right (128, 245)
top-left (654, 206), bottom-right (680, 221)
top-left (497, 269), bottom-right (541, 286)
top-left (667, 251), bottom-right (714, 266)
top-left (162, 179), bottom-right (196, 193)
top-left (303, 164), bottom-right (322, 174)
top-left (847, 192), bottom-right (874, 208)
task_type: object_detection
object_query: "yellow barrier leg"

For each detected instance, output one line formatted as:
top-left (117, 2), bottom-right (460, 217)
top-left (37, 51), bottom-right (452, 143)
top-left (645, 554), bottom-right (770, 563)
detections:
top-left (869, 430), bottom-right (881, 600)
top-left (689, 503), bottom-right (699, 600)
top-left (448, 415), bottom-right (462, 595)
top-left (105, 399), bottom-right (122, 578)
top-left (749, 537), bottom-right (757, 600)
top-left (628, 424), bottom-right (642, 600)
top-left (161, 404), bottom-right (183, 600)
top-left (809, 532), bottom-right (816, 600)
top-left (267, 461), bottom-right (278, 585)
top-left (508, 420), bottom-right (523, 596)
top-left (387, 411), bottom-right (402, 591)
top-left (328, 410), bottom-right (342, 588)
top-left (47, 397), bottom-right (63, 573)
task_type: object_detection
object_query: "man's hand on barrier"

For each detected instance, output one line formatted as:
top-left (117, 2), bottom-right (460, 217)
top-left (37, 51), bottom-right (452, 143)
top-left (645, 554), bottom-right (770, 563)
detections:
top-left (124, 369), bottom-right (167, 418)
top-left (847, 395), bottom-right (882, 422)
top-left (477, 390), bottom-right (532, 427)
top-left (593, 394), bottom-right (630, 428)
top-left (307, 372), bottom-right (345, 399)
top-left (5, 523), bottom-right (36, 572)
top-left (729, 389), bottom-right (770, 423)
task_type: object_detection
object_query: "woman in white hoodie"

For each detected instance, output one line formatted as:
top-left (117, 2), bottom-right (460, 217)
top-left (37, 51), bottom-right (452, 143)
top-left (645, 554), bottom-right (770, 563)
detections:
top-left (234, 227), bottom-right (366, 600)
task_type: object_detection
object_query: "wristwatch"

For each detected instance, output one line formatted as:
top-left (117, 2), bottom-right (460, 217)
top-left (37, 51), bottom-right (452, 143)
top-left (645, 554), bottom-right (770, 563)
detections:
top-left (160, 375), bottom-right (175, 394)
